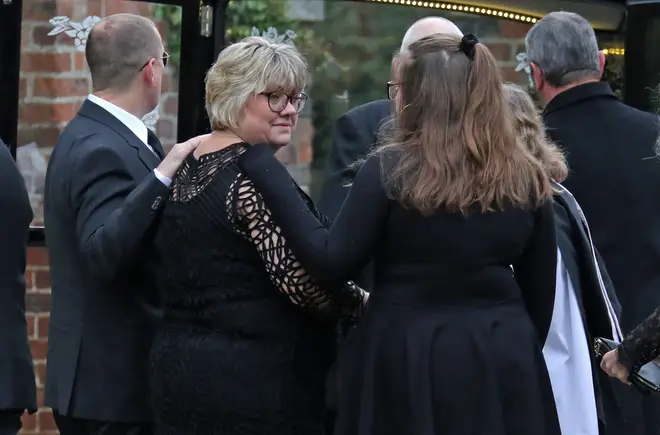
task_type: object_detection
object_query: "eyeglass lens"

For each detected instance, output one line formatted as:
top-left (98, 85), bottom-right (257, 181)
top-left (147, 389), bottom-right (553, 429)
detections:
top-left (268, 93), bottom-right (306, 113)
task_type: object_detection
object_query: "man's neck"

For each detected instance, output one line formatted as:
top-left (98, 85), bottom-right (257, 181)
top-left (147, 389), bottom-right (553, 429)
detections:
top-left (541, 78), bottom-right (600, 107)
top-left (93, 90), bottom-right (146, 119)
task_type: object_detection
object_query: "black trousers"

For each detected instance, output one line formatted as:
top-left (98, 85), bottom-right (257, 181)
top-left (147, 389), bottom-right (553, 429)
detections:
top-left (53, 410), bottom-right (153, 435)
top-left (0, 410), bottom-right (23, 435)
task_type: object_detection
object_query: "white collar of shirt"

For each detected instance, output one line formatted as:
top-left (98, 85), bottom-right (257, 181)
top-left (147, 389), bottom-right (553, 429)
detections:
top-left (86, 94), bottom-right (171, 187)
top-left (87, 94), bottom-right (150, 146)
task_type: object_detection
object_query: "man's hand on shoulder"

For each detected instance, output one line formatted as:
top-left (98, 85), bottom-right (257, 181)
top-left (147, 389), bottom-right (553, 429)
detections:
top-left (156, 134), bottom-right (210, 180)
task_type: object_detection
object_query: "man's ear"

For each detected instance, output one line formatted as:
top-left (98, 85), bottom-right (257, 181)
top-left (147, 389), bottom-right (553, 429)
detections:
top-left (598, 51), bottom-right (606, 78)
top-left (530, 62), bottom-right (544, 91)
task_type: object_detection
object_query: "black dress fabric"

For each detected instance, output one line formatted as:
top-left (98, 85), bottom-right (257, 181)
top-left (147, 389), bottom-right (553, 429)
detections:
top-left (149, 142), bottom-right (364, 434)
top-left (238, 144), bottom-right (562, 435)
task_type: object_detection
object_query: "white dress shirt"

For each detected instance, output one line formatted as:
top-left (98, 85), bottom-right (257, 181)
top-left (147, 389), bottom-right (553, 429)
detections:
top-left (86, 94), bottom-right (171, 187)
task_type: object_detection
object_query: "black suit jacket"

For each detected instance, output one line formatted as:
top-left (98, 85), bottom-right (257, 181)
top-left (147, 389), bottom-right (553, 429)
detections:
top-left (544, 82), bottom-right (660, 435)
top-left (544, 82), bottom-right (660, 331)
top-left (43, 99), bottom-right (169, 422)
top-left (0, 140), bottom-right (37, 413)
top-left (318, 99), bottom-right (392, 218)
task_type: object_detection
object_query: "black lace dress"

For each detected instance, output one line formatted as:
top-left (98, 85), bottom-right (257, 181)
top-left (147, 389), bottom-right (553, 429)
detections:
top-left (618, 305), bottom-right (660, 371)
top-left (149, 142), bottom-right (365, 435)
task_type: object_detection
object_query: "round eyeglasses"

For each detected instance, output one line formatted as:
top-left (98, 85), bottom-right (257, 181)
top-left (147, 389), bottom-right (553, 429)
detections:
top-left (261, 92), bottom-right (308, 113)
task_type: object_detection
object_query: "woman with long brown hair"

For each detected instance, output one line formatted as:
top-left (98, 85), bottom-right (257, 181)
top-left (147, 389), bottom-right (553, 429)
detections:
top-left (237, 34), bottom-right (561, 435)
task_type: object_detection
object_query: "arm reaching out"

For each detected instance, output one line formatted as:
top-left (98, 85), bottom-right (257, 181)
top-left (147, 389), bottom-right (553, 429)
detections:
top-left (231, 173), bottom-right (367, 320)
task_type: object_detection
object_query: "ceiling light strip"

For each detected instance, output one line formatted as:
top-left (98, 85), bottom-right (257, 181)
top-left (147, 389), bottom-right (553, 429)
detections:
top-left (364, 0), bottom-right (540, 24)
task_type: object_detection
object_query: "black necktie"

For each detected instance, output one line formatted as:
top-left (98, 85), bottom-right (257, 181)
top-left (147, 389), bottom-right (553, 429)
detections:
top-left (148, 130), bottom-right (165, 160)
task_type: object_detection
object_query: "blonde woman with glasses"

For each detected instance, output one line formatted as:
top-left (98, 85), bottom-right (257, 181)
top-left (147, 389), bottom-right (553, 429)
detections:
top-left (148, 36), bottom-right (368, 434)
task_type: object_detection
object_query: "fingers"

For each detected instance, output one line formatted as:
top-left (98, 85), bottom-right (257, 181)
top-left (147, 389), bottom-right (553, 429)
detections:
top-left (600, 351), bottom-right (630, 384)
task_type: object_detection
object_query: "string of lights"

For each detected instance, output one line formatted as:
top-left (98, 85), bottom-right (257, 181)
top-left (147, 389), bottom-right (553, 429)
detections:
top-left (363, 0), bottom-right (625, 56)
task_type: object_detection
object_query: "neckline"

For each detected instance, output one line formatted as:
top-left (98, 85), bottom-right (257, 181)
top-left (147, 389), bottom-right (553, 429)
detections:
top-left (192, 141), bottom-right (247, 163)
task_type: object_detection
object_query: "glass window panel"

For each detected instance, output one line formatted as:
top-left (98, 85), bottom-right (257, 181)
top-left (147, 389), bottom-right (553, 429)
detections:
top-left (230, 1), bottom-right (538, 198)
top-left (18, 0), bottom-right (181, 225)
top-left (229, 1), bottom-right (625, 199)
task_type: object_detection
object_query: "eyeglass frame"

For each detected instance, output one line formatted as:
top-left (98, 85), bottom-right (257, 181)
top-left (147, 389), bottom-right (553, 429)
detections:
top-left (387, 81), bottom-right (402, 100)
top-left (139, 52), bottom-right (170, 71)
top-left (260, 91), bottom-right (308, 113)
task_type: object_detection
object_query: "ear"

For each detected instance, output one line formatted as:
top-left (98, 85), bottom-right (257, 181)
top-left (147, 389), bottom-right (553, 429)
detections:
top-left (598, 51), bottom-right (606, 78)
top-left (530, 62), bottom-right (544, 91)
top-left (141, 60), bottom-right (157, 88)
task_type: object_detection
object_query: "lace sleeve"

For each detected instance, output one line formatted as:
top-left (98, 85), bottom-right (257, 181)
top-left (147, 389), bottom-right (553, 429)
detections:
top-left (618, 305), bottom-right (660, 370)
top-left (230, 173), bottom-right (367, 319)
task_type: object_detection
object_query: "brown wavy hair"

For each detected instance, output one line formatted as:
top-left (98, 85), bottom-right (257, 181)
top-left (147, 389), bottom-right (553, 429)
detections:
top-left (503, 83), bottom-right (568, 183)
top-left (374, 33), bottom-right (553, 215)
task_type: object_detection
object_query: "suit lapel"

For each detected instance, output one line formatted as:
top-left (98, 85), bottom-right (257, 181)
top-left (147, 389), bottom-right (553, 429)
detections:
top-left (78, 100), bottom-right (161, 171)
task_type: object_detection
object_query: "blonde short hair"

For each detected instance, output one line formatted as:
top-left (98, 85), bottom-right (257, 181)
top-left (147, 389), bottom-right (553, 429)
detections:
top-left (205, 36), bottom-right (307, 130)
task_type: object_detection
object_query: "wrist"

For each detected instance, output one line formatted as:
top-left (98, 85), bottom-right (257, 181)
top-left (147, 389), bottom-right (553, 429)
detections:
top-left (156, 162), bottom-right (176, 180)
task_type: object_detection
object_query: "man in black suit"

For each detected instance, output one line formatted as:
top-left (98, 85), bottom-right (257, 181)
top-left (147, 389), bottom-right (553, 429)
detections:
top-left (0, 140), bottom-right (37, 435)
top-left (527, 11), bottom-right (660, 435)
top-left (318, 16), bottom-right (463, 219)
top-left (43, 14), bottom-right (204, 435)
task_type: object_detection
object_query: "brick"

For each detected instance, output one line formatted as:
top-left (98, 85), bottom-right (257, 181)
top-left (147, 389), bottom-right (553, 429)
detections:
top-left (102, 0), bottom-right (153, 16)
top-left (21, 53), bottom-right (72, 73)
top-left (21, 25), bottom-right (32, 49)
top-left (21, 410), bottom-right (37, 431)
top-left (34, 270), bottom-right (50, 289)
top-left (75, 52), bottom-right (88, 72)
top-left (27, 248), bottom-right (49, 266)
top-left (23, 1), bottom-right (73, 21)
top-left (161, 73), bottom-right (173, 93)
top-left (19, 78), bottom-right (28, 99)
top-left (34, 77), bottom-right (90, 99)
top-left (26, 314), bottom-right (36, 338)
top-left (37, 409), bottom-right (57, 432)
top-left (29, 338), bottom-right (48, 360)
top-left (163, 96), bottom-right (178, 116)
top-left (26, 293), bottom-right (51, 313)
top-left (486, 43), bottom-right (512, 62)
top-left (499, 21), bottom-right (532, 38)
top-left (18, 127), bottom-right (62, 149)
top-left (36, 387), bottom-right (44, 408)
top-left (37, 316), bottom-right (50, 339)
top-left (34, 361), bottom-right (47, 387)
top-left (295, 119), bottom-right (313, 165)
top-left (25, 271), bottom-right (34, 290)
top-left (298, 140), bottom-right (312, 165)
top-left (19, 103), bottom-right (77, 125)
top-left (86, 2), bottom-right (103, 16)
top-left (31, 24), bottom-right (56, 47)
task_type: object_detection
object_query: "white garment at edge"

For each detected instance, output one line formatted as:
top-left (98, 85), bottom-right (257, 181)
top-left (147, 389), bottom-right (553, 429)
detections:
top-left (543, 248), bottom-right (598, 435)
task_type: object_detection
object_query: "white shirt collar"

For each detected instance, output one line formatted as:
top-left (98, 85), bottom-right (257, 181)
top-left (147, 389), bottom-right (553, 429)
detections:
top-left (87, 94), bottom-right (149, 146)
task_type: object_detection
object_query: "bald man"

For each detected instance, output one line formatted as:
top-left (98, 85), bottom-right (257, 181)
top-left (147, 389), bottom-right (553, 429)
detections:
top-left (318, 16), bottom-right (463, 228)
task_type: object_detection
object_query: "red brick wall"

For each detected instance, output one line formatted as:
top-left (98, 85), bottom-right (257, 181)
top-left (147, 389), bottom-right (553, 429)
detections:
top-left (19, 0), bottom-right (179, 224)
top-left (17, 9), bottom-right (531, 433)
top-left (22, 248), bottom-right (53, 434)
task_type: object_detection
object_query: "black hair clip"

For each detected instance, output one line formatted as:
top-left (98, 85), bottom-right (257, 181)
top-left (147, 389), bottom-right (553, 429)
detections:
top-left (459, 33), bottom-right (479, 59)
